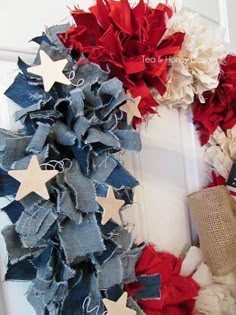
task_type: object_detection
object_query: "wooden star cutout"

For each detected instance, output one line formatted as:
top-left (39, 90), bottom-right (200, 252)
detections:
top-left (27, 50), bottom-right (71, 92)
top-left (103, 292), bottom-right (136, 315)
top-left (96, 187), bottom-right (125, 225)
top-left (120, 91), bottom-right (142, 124)
top-left (8, 155), bottom-right (58, 201)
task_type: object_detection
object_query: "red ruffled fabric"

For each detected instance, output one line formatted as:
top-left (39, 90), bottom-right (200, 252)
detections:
top-left (207, 171), bottom-right (226, 188)
top-left (126, 245), bottom-right (200, 315)
top-left (59, 0), bottom-right (185, 124)
top-left (193, 54), bottom-right (236, 145)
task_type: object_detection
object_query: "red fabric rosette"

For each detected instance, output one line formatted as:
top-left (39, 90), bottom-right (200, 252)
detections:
top-left (126, 245), bottom-right (200, 315)
top-left (59, 0), bottom-right (185, 124)
top-left (193, 54), bottom-right (236, 145)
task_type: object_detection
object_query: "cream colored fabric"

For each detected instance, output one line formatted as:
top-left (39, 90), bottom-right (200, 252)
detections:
top-left (151, 8), bottom-right (226, 108)
top-left (205, 125), bottom-right (236, 179)
top-left (181, 247), bottom-right (236, 315)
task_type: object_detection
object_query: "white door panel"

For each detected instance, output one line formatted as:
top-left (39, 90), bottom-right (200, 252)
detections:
top-left (182, 0), bottom-right (220, 22)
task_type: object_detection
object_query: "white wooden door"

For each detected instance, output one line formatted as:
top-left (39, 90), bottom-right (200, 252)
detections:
top-left (0, 1), bottom-right (235, 314)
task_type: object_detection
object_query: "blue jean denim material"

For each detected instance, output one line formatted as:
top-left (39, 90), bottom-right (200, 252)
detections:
top-left (134, 274), bottom-right (161, 300)
top-left (0, 23), bottom-right (155, 315)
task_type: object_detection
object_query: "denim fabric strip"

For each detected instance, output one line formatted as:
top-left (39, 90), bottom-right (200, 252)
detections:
top-left (5, 258), bottom-right (37, 281)
top-left (97, 91), bottom-right (128, 119)
top-left (26, 123), bottom-right (50, 154)
top-left (59, 215), bottom-right (105, 264)
top-left (61, 271), bottom-right (90, 315)
top-left (61, 260), bottom-right (76, 281)
top-left (112, 228), bottom-right (132, 253)
top-left (12, 144), bottom-right (49, 169)
top-left (34, 42), bottom-right (73, 69)
top-left (4, 73), bottom-right (50, 108)
top-left (15, 201), bottom-right (57, 247)
top-left (1, 201), bottom-right (24, 223)
top-left (95, 239), bottom-right (118, 265)
top-left (91, 154), bottom-right (118, 183)
top-left (97, 255), bottom-right (123, 289)
top-left (70, 88), bottom-right (84, 118)
top-left (102, 113), bottom-right (120, 131)
top-left (0, 129), bottom-right (19, 151)
top-left (0, 168), bottom-right (19, 196)
top-left (72, 145), bottom-right (91, 175)
top-left (46, 24), bottom-right (70, 50)
top-left (73, 116), bottom-right (89, 146)
top-left (83, 85), bottom-right (103, 110)
top-left (58, 190), bottom-right (82, 223)
top-left (65, 160), bottom-right (97, 213)
top-left (52, 121), bottom-right (76, 146)
top-left (1, 136), bottom-right (32, 170)
top-left (43, 280), bottom-right (68, 306)
top-left (121, 246), bottom-right (144, 283)
top-left (85, 128), bottom-right (120, 148)
top-left (114, 130), bottom-right (142, 151)
top-left (95, 183), bottom-right (108, 197)
top-left (98, 77), bottom-right (123, 99)
top-left (127, 298), bottom-right (145, 315)
top-left (74, 62), bottom-right (109, 88)
top-left (134, 274), bottom-right (161, 300)
top-left (27, 284), bottom-right (47, 315)
top-left (32, 245), bottom-right (54, 280)
top-left (30, 34), bottom-right (51, 46)
top-left (29, 110), bottom-right (63, 125)
top-left (106, 161), bottom-right (139, 189)
top-left (14, 103), bottom-right (41, 122)
top-left (1, 225), bottom-right (41, 264)
top-left (20, 193), bottom-right (42, 209)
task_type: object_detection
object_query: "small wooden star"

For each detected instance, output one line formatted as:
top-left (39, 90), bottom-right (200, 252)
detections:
top-left (8, 155), bottom-right (58, 201)
top-left (96, 187), bottom-right (125, 225)
top-left (103, 292), bottom-right (136, 315)
top-left (27, 50), bottom-right (71, 92)
top-left (120, 91), bottom-right (142, 124)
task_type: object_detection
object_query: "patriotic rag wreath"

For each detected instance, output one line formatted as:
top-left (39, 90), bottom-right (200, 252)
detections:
top-left (1, 1), bottom-right (236, 315)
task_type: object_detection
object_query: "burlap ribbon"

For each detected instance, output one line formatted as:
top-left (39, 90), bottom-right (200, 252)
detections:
top-left (188, 186), bottom-right (236, 276)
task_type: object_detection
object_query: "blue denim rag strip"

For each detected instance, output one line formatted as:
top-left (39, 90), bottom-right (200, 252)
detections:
top-left (121, 245), bottom-right (145, 283)
top-left (1, 225), bottom-right (44, 264)
top-left (134, 274), bottom-right (161, 300)
top-left (85, 128), bottom-right (120, 148)
top-left (128, 298), bottom-right (146, 315)
top-left (57, 190), bottom-right (82, 223)
top-left (46, 24), bottom-right (70, 50)
top-left (73, 116), bottom-right (89, 146)
top-left (97, 255), bottom-right (123, 289)
top-left (26, 123), bottom-right (50, 154)
top-left (52, 121), bottom-right (76, 146)
top-left (70, 88), bottom-right (84, 118)
top-left (5, 258), bottom-right (37, 281)
top-left (15, 201), bottom-right (57, 247)
top-left (114, 130), bottom-right (142, 151)
top-left (14, 103), bottom-right (42, 122)
top-left (59, 214), bottom-right (105, 264)
top-left (4, 73), bottom-right (51, 108)
top-left (1, 200), bottom-right (24, 223)
top-left (106, 161), bottom-right (139, 189)
top-left (91, 154), bottom-right (118, 183)
top-left (0, 168), bottom-right (19, 196)
top-left (64, 160), bottom-right (97, 213)
top-left (1, 135), bottom-right (32, 170)
top-left (11, 144), bottom-right (49, 170)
